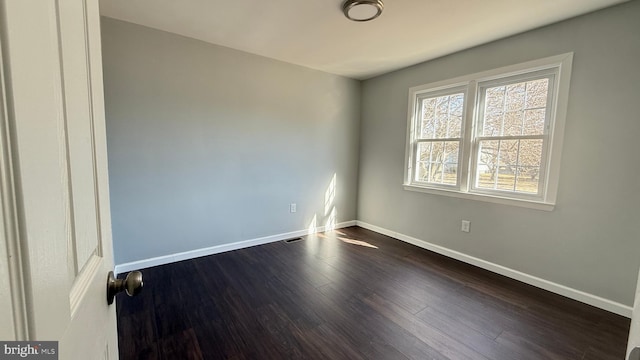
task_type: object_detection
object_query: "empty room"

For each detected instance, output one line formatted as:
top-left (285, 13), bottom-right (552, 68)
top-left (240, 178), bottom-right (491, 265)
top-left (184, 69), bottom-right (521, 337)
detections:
top-left (1, 0), bottom-right (640, 359)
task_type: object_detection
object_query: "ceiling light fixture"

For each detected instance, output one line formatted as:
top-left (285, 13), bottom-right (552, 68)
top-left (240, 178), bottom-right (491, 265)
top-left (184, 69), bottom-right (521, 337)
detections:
top-left (342, 0), bottom-right (384, 22)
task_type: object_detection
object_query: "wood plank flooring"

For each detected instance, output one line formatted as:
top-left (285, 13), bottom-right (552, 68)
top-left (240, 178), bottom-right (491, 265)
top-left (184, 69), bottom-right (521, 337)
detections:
top-left (116, 226), bottom-right (630, 359)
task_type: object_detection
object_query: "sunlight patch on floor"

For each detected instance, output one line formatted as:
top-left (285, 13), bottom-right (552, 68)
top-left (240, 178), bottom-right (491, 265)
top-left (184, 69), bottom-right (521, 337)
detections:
top-left (338, 237), bottom-right (378, 249)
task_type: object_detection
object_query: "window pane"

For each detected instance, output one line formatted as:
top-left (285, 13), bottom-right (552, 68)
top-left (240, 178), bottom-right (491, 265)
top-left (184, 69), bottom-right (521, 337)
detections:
top-left (525, 78), bottom-right (549, 109)
top-left (416, 141), bottom-right (459, 185)
top-left (421, 98), bottom-right (436, 138)
top-left (523, 108), bottom-right (546, 135)
top-left (431, 142), bottom-right (444, 183)
top-left (443, 142), bottom-right (459, 185)
top-left (518, 139), bottom-right (543, 167)
top-left (515, 139), bottom-right (543, 193)
top-left (505, 83), bottom-right (525, 112)
top-left (503, 111), bottom-right (523, 136)
top-left (515, 167), bottom-right (540, 193)
top-left (416, 142), bottom-right (432, 183)
top-left (420, 93), bottom-right (464, 139)
top-left (496, 140), bottom-right (518, 191)
top-left (483, 112), bottom-right (502, 137)
top-left (476, 140), bottom-right (499, 189)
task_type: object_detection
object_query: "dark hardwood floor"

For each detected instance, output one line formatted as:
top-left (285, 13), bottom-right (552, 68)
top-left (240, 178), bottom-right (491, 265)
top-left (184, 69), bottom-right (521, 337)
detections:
top-left (116, 226), bottom-right (630, 360)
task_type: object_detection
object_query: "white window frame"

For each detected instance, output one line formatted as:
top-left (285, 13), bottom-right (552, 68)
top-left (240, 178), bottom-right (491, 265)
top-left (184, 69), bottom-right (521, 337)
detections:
top-left (410, 85), bottom-right (468, 190)
top-left (404, 53), bottom-right (573, 211)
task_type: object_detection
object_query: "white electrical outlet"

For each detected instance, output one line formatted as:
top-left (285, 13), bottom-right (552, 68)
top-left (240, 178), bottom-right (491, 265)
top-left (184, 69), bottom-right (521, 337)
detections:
top-left (290, 203), bottom-right (297, 213)
top-left (461, 220), bottom-right (471, 233)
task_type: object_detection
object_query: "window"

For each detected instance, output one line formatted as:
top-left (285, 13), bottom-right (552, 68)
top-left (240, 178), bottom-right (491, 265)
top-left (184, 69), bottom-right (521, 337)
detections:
top-left (413, 87), bottom-right (466, 188)
top-left (404, 54), bottom-right (573, 210)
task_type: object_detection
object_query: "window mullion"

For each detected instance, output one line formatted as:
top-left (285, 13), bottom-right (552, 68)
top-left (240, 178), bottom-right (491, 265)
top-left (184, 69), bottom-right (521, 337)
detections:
top-left (460, 82), bottom-right (476, 192)
top-left (426, 142), bottom-right (432, 183)
top-left (494, 140), bottom-right (501, 189)
top-left (522, 82), bottom-right (529, 136)
top-left (514, 139), bottom-right (522, 191)
top-left (445, 97), bottom-right (452, 138)
top-left (500, 84), bottom-right (507, 137)
top-left (411, 141), bottom-right (419, 182)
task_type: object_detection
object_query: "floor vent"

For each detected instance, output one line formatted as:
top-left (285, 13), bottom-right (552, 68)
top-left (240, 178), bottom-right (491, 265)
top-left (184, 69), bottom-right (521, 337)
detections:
top-left (284, 237), bottom-right (303, 243)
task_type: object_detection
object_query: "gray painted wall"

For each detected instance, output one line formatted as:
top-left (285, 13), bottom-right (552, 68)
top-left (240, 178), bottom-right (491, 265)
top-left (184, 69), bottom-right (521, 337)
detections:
top-left (358, 1), bottom-right (640, 306)
top-left (101, 18), bottom-right (361, 265)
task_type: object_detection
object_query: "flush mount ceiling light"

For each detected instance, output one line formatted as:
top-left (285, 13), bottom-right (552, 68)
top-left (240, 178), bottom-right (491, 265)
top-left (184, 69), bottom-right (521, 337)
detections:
top-left (342, 0), bottom-right (384, 22)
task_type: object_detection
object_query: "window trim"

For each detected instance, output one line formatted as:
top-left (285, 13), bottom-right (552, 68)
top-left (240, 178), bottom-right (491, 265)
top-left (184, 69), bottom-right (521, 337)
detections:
top-left (403, 53), bottom-right (574, 211)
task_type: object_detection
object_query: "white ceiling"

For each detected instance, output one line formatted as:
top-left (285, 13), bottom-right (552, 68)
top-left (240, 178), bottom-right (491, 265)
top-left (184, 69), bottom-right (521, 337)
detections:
top-left (99, 0), bottom-right (627, 80)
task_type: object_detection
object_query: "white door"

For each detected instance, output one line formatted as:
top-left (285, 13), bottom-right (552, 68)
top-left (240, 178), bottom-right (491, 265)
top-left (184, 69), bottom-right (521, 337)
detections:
top-left (1, 0), bottom-right (120, 359)
top-left (627, 266), bottom-right (640, 359)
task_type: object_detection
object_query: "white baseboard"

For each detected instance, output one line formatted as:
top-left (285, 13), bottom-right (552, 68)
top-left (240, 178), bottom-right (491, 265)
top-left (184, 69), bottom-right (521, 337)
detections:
top-left (356, 221), bottom-right (632, 318)
top-left (114, 220), bottom-right (357, 275)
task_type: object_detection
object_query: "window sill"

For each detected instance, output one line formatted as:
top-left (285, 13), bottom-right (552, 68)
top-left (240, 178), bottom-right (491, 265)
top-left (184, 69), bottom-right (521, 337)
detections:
top-left (403, 184), bottom-right (555, 211)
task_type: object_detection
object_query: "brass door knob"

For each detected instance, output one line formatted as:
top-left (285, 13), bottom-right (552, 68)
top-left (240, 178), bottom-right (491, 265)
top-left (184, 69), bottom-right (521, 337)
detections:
top-left (107, 270), bottom-right (143, 305)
